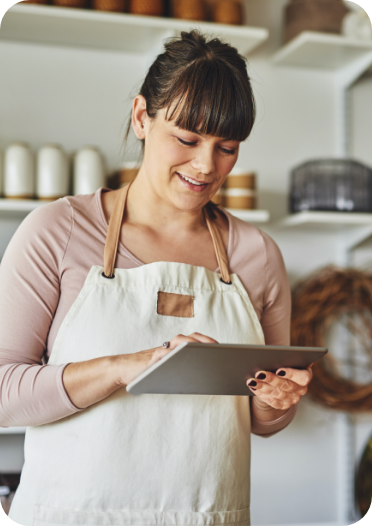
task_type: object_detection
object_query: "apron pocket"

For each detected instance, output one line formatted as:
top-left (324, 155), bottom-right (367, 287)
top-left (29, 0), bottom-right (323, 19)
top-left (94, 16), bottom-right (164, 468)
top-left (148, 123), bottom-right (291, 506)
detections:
top-left (33, 505), bottom-right (250, 526)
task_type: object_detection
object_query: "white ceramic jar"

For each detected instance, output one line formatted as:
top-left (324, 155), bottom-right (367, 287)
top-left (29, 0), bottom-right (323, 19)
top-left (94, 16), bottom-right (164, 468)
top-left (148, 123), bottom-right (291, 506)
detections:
top-left (73, 146), bottom-right (106, 195)
top-left (4, 142), bottom-right (34, 199)
top-left (36, 144), bottom-right (69, 200)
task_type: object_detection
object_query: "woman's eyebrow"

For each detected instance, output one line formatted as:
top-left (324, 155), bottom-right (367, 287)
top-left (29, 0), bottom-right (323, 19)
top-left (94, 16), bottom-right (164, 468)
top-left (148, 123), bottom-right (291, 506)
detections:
top-left (174, 127), bottom-right (203, 137)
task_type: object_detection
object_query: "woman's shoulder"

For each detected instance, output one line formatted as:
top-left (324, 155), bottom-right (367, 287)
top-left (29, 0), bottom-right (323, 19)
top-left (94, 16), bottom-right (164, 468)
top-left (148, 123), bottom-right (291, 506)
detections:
top-left (3, 191), bottom-right (105, 270)
top-left (11, 196), bottom-right (73, 250)
top-left (222, 209), bottom-right (283, 266)
top-left (20, 190), bottom-right (103, 237)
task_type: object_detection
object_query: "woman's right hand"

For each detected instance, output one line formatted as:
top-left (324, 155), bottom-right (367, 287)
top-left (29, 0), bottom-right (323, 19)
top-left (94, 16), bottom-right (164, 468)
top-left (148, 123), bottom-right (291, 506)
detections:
top-left (63, 333), bottom-right (217, 409)
top-left (119, 332), bottom-right (218, 386)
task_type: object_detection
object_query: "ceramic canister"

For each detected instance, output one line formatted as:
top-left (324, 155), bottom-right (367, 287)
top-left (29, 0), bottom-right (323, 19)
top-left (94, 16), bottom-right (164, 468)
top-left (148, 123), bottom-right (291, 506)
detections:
top-left (36, 144), bottom-right (69, 200)
top-left (4, 142), bottom-right (34, 199)
top-left (73, 146), bottom-right (106, 195)
top-left (224, 188), bottom-right (256, 209)
top-left (223, 168), bottom-right (256, 209)
top-left (224, 168), bottom-right (256, 189)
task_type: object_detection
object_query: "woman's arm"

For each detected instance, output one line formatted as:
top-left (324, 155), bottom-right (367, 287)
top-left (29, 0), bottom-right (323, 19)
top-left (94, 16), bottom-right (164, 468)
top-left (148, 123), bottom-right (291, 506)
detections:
top-left (251, 397), bottom-right (297, 437)
top-left (0, 200), bottom-right (80, 427)
top-left (250, 230), bottom-right (297, 437)
top-left (61, 352), bottom-right (165, 410)
top-left (63, 333), bottom-right (216, 409)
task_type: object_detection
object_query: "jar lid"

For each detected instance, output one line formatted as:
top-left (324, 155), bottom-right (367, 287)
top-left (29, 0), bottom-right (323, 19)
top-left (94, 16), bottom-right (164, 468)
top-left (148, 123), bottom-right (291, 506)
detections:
top-left (9, 141), bottom-right (30, 148)
top-left (229, 167), bottom-right (255, 176)
top-left (41, 143), bottom-right (63, 150)
top-left (121, 161), bottom-right (141, 169)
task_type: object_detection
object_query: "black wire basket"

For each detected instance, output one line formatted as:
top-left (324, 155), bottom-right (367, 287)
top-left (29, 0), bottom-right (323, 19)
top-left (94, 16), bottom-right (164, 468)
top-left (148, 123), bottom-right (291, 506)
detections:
top-left (290, 159), bottom-right (372, 213)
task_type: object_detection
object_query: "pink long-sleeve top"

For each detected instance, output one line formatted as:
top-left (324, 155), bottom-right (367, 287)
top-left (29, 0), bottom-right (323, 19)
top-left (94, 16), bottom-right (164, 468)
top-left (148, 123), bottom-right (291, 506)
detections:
top-left (0, 189), bottom-right (295, 436)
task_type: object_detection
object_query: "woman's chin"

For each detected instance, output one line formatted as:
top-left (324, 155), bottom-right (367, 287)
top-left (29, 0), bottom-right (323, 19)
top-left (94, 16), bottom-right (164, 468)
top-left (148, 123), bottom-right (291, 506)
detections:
top-left (171, 193), bottom-right (211, 212)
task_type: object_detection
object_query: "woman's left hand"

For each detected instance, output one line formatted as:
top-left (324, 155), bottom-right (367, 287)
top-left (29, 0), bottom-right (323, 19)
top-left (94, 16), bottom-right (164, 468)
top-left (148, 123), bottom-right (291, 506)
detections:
top-left (246, 366), bottom-right (313, 410)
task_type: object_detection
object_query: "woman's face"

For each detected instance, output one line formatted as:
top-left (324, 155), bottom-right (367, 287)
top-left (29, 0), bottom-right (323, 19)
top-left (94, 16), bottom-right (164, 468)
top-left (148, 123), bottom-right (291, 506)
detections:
top-left (135, 100), bottom-right (240, 212)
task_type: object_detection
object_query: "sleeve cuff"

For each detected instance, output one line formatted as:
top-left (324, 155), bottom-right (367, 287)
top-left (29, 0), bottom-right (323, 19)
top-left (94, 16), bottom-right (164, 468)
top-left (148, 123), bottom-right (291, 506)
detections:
top-left (56, 363), bottom-right (84, 413)
top-left (251, 404), bottom-right (297, 438)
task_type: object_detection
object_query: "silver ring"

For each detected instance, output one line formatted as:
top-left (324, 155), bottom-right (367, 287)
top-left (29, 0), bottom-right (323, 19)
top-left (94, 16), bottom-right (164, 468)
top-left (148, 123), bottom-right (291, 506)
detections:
top-left (162, 341), bottom-right (170, 348)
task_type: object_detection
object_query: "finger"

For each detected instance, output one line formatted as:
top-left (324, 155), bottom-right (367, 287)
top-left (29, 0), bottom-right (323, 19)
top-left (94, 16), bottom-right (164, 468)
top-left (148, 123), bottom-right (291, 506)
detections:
top-left (252, 392), bottom-right (293, 411)
top-left (189, 332), bottom-right (218, 344)
top-left (247, 378), bottom-right (306, 400)
top-left (253, 370), bottom-right (298, 392)
top-left (275, 367), bottom-right (313, 387)
top-left (169, 333), bottom-right (218, 350)
top-left (253, 387), bottom-right (301, 409)
top-left (168, 334), bottom-right (199, 350)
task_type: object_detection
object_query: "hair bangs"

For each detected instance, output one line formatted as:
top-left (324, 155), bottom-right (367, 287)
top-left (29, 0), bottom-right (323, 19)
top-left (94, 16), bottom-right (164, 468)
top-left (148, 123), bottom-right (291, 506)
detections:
top-left (163, 58), bottom-right (255, 142)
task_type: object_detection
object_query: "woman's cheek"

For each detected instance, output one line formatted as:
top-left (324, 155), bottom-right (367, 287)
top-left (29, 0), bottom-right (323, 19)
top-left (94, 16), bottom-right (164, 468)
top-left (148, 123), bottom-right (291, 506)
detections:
top-left (226, 155), bottom-right (239, 173)
top-left (159, 141), bottom-right (189, 167)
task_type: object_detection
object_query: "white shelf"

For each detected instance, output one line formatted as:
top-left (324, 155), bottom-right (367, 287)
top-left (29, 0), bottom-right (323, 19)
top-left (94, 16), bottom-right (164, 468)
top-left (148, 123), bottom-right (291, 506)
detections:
top-left (0, 427), bottom-right (26, 434)
top-left (1, 4), bottom-right (268, 57)
top-left (0, 198), bottom-right (52, 213)
top-left (0, 199), bottom-right (270, 224)
top-left (272, 31), bottom-right (372, 71)
top-left (277, 211), bottom-right (372, 251)
top-left (279, 211), bottom-right (372, 230)
top-left (226, 208), bottom-right (270, 223)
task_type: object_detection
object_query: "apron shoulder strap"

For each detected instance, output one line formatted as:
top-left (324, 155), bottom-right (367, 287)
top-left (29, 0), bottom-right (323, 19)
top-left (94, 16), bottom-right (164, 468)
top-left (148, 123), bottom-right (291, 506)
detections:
top-left (203, 208), bottom-right (231, 284)
top-left (103, 185), bottom-right (130, 278)
top-left (103, 185), bottom-right (231, 283)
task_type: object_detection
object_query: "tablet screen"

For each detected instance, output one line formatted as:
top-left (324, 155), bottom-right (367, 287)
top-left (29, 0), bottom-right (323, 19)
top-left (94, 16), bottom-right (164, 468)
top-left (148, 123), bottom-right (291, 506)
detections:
top-left (126, 343), bottom-right (327, 396)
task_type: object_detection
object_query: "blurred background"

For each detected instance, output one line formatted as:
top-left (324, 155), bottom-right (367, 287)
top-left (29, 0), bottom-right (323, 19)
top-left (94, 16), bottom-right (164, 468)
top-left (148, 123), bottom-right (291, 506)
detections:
top-left (0, 0), bottom-right (372, 524)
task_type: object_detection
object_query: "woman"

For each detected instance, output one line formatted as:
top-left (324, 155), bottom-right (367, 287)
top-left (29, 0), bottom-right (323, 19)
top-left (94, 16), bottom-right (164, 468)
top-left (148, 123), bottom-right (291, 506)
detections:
top-left (1, 31), bottom-right (312, 526)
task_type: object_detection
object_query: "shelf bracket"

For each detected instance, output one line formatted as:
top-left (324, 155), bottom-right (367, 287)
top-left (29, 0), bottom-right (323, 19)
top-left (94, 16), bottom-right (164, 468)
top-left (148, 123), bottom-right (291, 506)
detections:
top-left (341, 224), bottom-right (372, 253)
top-left (335, 51), bottom-right (372, 157)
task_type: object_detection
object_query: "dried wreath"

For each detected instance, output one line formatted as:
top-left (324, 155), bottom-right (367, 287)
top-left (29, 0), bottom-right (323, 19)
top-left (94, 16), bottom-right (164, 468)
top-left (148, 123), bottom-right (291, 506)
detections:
top-left (291, 266), bottom-right (372, 412)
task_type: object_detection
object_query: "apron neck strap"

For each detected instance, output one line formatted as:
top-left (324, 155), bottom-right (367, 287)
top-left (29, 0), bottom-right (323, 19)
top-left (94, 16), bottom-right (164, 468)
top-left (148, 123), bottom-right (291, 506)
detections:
top-left (103, 184), bottom-right (130, 278)
top-left (203, 208), bottom-right (231, 284)
top-left (103, 184), bottom-right (231, 283)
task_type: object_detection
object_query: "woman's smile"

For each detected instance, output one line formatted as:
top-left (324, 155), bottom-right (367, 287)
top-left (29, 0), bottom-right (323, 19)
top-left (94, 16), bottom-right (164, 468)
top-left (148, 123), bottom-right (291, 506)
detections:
top-left (176, 171), bottom-right (210, 193)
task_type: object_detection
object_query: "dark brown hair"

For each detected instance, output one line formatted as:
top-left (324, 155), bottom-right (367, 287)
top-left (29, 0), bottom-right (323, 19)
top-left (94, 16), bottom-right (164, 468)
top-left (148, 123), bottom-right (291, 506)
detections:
top-left (128, 30), bottom-right (256, 142)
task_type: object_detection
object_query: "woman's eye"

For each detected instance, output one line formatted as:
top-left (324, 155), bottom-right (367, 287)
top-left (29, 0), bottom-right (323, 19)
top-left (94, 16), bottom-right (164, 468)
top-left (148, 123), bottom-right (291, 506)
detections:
top-left (178, 138), bottom-right (197, 146)
top-left (220, 148), bottom-right (236, 155)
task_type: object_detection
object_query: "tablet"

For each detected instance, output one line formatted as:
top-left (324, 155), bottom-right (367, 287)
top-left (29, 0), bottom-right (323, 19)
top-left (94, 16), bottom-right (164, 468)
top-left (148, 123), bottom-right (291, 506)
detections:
top-left (126, 342), bottom-right (327, 396)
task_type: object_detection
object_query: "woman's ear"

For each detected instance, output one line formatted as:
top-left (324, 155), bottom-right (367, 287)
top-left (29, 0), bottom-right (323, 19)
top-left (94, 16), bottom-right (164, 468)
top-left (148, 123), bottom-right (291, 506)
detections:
top-left (132, 95), bottom-right (147, 140)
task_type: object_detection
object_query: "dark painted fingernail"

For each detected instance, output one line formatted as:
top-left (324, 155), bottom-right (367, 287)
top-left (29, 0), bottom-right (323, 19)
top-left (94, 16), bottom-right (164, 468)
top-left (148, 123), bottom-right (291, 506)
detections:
top-left (248, 380), bottom-right (257, 387)
top-left (257, 373), bottom-right (266, 380)
top-left (277, 370), bottom-right (286, 377)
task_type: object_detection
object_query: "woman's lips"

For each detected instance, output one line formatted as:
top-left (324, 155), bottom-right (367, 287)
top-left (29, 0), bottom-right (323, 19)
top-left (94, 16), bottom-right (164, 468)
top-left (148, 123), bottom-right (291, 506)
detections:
top-left (177, 172), bottom-right (209, 193)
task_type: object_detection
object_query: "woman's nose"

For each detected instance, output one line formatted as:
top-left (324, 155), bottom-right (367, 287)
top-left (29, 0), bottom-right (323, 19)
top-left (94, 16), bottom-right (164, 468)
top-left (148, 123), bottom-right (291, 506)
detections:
top-left (191, 147), bottom-right (216, 175)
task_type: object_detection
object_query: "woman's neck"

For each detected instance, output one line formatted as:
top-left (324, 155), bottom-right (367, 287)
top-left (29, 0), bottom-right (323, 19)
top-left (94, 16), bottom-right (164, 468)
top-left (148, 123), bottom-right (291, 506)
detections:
top-left (101, 175), bottom-right (229, 270)
top-left (125, 170), bottom-right (207, 236)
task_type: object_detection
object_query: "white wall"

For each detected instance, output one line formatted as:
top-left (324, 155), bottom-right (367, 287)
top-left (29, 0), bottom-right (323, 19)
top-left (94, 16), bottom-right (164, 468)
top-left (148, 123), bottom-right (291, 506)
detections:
top-left (350, 72), bottom-right (372, 168)
top-left (251, 399), bottom-right (339, 525)
top-left (0, 1), bottom-right (372, 525)
top-left (0, 40), bottom-right (146, 171)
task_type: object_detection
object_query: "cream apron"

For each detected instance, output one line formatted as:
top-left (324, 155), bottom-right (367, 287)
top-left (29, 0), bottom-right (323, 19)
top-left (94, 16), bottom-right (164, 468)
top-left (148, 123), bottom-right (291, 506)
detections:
top-left (10, 185), bottom-right (264, 526)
